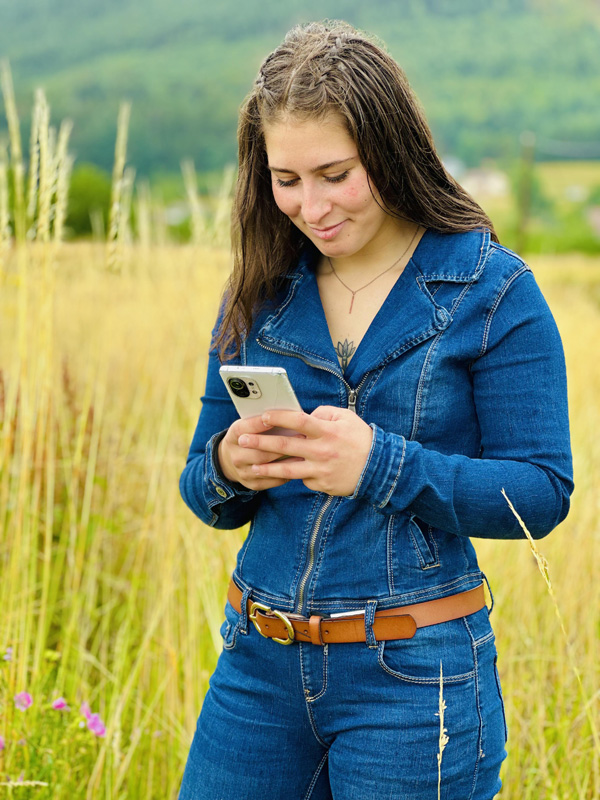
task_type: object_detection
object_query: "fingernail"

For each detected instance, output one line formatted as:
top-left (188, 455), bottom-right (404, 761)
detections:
top-left (251, 465), bottom-right (261, 474)
top-left (262, 413), bottom-right (271, 425)
top-left (238, 435), bottom-right (249, 446)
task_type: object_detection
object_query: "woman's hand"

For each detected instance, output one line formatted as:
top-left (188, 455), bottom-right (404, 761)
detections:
top-left (217, 415), bottom-right (293, 491)
top-left (237, 406), bottom-right (373, 496)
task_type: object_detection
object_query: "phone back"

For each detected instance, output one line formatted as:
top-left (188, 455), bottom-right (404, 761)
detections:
top-left (219, 366), bottom-right (302, 435)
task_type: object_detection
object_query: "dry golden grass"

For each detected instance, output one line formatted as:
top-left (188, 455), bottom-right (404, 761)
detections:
top-left (0, 242), bottom-right (598, 797)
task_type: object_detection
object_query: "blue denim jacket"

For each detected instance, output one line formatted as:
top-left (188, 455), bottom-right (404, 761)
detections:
top-left (180, 228), bottom-right (573, 616)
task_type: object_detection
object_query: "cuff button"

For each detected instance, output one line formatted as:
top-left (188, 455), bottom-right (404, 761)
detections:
top-left (216, 486), bottom-right (228, 498)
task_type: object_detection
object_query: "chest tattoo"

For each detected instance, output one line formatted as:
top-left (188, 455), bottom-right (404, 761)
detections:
top-left (336, 338), bottom-right (356, 372)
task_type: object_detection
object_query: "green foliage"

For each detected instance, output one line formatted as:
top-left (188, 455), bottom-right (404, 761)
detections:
top-left (525, 209), bottom-right (600, 255)
top-left (65, 163), bottom-right (111, 236)
top-left (0, 0), bottom-right (599, 174)
top-left (587, 185), bottom-right (600, 206)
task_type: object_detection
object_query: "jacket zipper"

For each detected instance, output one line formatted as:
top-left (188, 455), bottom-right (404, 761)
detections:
top-left (256, 339), bottom-right (369, 613)
top-left (296, 494), bottom-right (334, 613)
top-left (256, 339), bottom-right (369, 410)
top-left (348, 388), bottom-right (358, 413)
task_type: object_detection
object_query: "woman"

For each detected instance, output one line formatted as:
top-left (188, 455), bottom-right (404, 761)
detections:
top-left (178, 21), bottom-right (573, 800)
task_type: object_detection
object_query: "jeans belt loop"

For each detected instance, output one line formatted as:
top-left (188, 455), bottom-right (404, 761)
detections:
top-left (364, 599), bottom-right (378, 649)
top-left (239, 587), bottom-right (252, 634)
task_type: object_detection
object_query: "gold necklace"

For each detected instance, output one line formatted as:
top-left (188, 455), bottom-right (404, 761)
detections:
top-left (327, 225), bottom-right (420, 314)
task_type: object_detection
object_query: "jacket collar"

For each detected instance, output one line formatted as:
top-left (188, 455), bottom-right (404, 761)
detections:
top-left (255, 228), bottom-right (491, 384)
top-left (411, 227), bottom-right (491, 282)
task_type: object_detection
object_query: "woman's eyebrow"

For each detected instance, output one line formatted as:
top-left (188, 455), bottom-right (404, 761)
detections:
top-left (267, 157), bottom-right (357, 174)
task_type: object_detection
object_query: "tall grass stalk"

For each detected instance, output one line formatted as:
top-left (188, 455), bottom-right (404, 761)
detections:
top-left (181, 159), bottom-right (207, 247)
top-left (502, 488), bottom-right (600, 798)
top-left (213, 164), bottom-right (235, 248)
top-left (26, 90), bottom-right (41, 238)
top-left (106, 101), bottom-right (131, 272)
top-left (0, 60), bottom-right (25, 242)
top-left (437, 663), bottom-right (449, 800)
top-left (53, 119), bottom-right (74, 243)
top-left (36, 88), bottom-right (52, 243)
top-left (0, 142), bottom-right (9, 277)
top-left (136, 179), bottom-right (152, 252)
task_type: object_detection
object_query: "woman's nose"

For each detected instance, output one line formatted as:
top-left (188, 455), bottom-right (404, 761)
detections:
top-left (301, 185), bottom-right (333, 225)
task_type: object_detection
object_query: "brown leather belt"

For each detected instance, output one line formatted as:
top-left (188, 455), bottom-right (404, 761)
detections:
top-left (227, 580), bottom-right (486, 646)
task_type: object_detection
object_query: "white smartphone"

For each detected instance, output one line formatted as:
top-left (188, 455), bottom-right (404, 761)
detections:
top-left (219, 366), bottom-right (303, 437)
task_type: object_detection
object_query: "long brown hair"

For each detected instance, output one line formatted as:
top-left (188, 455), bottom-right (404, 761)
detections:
top-left (216, 20), bottom-right (498, 359)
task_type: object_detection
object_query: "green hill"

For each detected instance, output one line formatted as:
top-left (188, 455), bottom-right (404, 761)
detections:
top-left (1, 0), bottom-right (599, 175)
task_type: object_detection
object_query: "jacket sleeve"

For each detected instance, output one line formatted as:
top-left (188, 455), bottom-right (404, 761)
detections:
top-left (350, 267), bottom-right (574, 539)
top-left (179, 331), bottom-right (260, 530)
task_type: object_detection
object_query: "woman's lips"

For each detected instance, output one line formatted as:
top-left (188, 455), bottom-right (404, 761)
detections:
top-left (308, 220), bottom-right (346, 240)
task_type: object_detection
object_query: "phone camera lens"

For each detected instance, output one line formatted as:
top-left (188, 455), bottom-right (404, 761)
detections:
top-left (228, 378), bottom-right (250, 398)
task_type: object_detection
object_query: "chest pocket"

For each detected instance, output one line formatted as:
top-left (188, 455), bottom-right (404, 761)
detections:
top-left (409, 515), bottom-right (440, 569)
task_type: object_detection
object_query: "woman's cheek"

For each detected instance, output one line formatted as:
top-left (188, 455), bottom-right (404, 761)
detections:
top-left (271, 186), bottom-right (296, 218)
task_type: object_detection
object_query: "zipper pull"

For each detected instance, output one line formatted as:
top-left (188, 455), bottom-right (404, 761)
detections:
top-left (348, 389), bottom-right (357, 413)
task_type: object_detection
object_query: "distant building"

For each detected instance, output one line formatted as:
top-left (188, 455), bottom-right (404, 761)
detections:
top-left (461, 168), bottom-right (509, 199)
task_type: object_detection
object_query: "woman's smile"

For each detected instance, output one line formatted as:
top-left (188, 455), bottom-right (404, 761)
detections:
top-left (308, 219), bottom-right (347, 240)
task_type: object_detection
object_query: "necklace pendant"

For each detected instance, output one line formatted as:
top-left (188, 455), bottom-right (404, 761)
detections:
top-left (349, 293), bottom-right (355, 314)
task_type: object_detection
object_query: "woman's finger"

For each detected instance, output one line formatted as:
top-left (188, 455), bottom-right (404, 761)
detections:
top-left (232, 447), bottom-right (289, 467)
top-left (251, 457), bottom-right (313, 481)
top-left (228, 414), bottom-right (274, 438)
top-left (260, 409), bottom-right (326, 438)
top-left (237, 432), bottom-right (309, 457)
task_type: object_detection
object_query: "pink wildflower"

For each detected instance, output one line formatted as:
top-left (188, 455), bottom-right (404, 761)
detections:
top-left (87, 713), bottom-right (106, 737)
top-left (80, 703), bottom-right (105, 736)
top-left (0, 734), bottom-right (5, 750)
top-left (3, 646), bottom-right (12, 661)
top-left (14, 692), bottom-right (33, 712)
top-left (52, 697), bottom-right (70, 711)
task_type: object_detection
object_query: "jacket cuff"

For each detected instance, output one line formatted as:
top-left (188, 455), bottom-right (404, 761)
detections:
top-left (204, 429), bottom-right (258, 506)
top-left (349, 423), bottom-right (407, 507)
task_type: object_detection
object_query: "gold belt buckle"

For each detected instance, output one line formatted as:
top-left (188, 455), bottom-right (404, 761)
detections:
top-left (248, 601), bottom-right (295, 645)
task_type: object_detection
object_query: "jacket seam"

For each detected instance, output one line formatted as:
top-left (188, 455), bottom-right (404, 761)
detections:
top-left (386, 515), bottom-right (396, 595)
top-left (358, 366), bottom-right (384, 411)
top-left (474, 228), bottom-right (492, 276)
top-left (378, 435), bottom-right (407, 509)
top-left (410, 333), bottom-right (443, 442)
top-left (479, 264), bottom-right (530, 357)
top-left (351, 425), bottom-right (378, 497)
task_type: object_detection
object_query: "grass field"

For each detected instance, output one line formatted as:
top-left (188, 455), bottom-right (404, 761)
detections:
top-left (0, 239), bottom-right (599, 798)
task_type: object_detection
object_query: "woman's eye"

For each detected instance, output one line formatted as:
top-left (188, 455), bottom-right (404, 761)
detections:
top-left (325, 171), bottom-right (349, 184)
top-left (275, 177), bottom-right (299, 187)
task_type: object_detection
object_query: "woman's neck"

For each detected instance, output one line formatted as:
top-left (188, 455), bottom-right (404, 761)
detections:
top-left (318, 219), bottom-right (423, 281)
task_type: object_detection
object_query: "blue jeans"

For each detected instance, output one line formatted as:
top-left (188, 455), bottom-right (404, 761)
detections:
top-left (179, 599), bottom-right (507, 799)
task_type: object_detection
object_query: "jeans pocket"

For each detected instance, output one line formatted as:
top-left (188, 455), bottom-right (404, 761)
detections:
top-left (377, 617), bottom-right (476, 684)
top-left (220, 599), bottom-right (243, 650)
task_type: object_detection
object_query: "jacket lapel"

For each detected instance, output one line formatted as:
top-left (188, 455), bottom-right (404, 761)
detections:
top-left (255, 228), bottom-right (489, 383)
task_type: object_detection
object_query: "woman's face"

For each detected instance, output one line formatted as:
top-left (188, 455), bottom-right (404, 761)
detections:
top-left (263, 114), bottom-right (399, 261)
